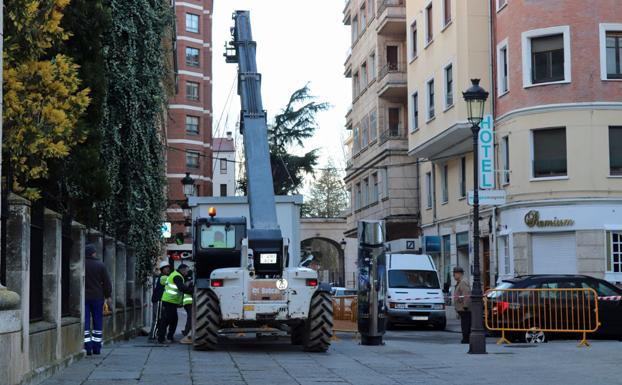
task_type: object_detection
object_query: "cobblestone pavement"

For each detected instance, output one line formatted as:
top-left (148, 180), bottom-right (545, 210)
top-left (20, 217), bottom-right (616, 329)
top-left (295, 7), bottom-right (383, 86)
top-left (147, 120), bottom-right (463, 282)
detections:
top-left (40, 321), bottom-right (620, 385)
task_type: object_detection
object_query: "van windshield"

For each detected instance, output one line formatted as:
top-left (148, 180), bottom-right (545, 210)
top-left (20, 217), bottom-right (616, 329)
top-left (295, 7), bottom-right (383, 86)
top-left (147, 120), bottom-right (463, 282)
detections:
top-left (389, 270), bottom-right (440, 289)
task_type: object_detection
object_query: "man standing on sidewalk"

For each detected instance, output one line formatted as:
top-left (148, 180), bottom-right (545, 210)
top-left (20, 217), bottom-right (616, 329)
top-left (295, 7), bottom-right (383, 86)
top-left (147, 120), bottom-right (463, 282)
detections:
top-left (157, 263), bottom-right (193, 344)
top-left (84, 244), bottom-right (112, 355)
top-left (453, 266), bottom-right (471, 344)
top-left (149, 260), bottom-right (171, 340)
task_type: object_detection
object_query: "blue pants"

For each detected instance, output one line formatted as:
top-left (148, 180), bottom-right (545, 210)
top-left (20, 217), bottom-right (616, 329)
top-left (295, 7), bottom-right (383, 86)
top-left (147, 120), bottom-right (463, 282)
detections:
top-left (84, 299), bottom-right (104, 353)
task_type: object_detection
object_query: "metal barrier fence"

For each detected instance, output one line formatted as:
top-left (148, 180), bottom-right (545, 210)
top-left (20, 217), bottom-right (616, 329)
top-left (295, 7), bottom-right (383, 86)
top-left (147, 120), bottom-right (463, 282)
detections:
top-left (484, 288), bottom-right (600, 347)
top-left (332, 295), bottom-right (358, 333)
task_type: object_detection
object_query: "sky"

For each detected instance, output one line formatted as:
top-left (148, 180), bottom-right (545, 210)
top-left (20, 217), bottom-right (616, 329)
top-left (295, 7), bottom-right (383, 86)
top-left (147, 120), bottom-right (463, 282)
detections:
top-left (211, 0), bottom-right (351, 191)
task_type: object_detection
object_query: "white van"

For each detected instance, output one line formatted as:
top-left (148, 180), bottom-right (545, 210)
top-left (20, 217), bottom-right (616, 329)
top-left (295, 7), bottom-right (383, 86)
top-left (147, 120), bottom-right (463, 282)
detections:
top-left (385, 253), bottom-right (446, 330)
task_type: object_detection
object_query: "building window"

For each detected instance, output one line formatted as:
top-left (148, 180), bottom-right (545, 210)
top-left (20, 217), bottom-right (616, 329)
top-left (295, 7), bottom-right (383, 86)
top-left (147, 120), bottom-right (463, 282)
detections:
top-left (186, 151), bottom-right (199, 169)
top-left (425, 172), bottom-right (433, 208)
top-left (443, 0), bottom-right (451, 27)
top-left (532, 127), bottom-right (566, 178)
top-left (186, 81), bottom-right (199, 101)
top-left (353, 126), bottom-right (360, 153)
top-left (361, 62), bottom-right (368, 89)
top-left (501, 136), bottom-right (510, 184)
top-left (427, 78), bottom-right (435, 119)
top-left (411, 92), bottom-right (419, 131)
top-left (220, 184), bottom-right (227, 196)
top-left (497, 40), bottom-right (509, 94)
top-left (441, 164), bottom-right (448, 203)
top-left (360, 3), bottom-right (367, 32)
top-left (498, 235), bottom-right (512, 276)
top-left (185, 115), bottom-right (199, 134)
top-left (610, 126), bottom-right (622, 176)
top-left (362, 178), bottom-right (369, 207)
top-left (607, 231), bottom-right (622, 273)
top-left (606, 32), bottom-right (622, 79)
top-left (185, 47), bottom-right (200, 67)
top-left (186, 13), bottom-right (199, 33)
top-left (369, 52), bottom-right (376, 80)
top-left (444, 64), bottom-right (453, 108)
top-left (496, 0), bottom-right (507, 11)
top-left (355, 182), bottom-right (362, 209)
top-left (522, 26), bottom-right (570, 87)
top-left (369, 109), bottom-right (377, 141)
top-left (361, 116), bottom-right (369, 147)
top-left (459, 156), bottom-right (466, 197)
top-left (220, 159), bottom-right (227, 174)
top-left (371, 173), bottom-right (379, 203)
top-left (353, 71), bottom-right (360, 97)
top-left (352, 15), bottom-right (359, 43)
top-left (425, 2), bottom-right (433, 44)
top-left (410, 22), bottom-right (418, 59)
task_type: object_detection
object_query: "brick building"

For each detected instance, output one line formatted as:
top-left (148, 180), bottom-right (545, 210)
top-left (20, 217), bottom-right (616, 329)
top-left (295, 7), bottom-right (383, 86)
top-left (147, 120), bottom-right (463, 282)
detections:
top-left (166, 0), bottom-right (214, 254)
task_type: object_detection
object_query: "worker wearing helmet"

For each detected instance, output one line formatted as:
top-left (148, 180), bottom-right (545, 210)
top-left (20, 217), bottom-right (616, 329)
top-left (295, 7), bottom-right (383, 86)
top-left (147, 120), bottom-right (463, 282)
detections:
top-left (157, 264), bottom-right (194, 344)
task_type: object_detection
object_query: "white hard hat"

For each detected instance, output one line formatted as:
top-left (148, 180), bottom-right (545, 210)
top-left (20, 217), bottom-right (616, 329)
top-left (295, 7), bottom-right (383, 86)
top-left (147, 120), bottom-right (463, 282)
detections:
top-left (159, 260), bottom-right (170, 269)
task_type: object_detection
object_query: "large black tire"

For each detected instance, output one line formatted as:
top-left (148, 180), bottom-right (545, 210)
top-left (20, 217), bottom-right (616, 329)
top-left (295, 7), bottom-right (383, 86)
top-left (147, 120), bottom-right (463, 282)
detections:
top-left (290, 322), bottom-right (305, 345)
top-left (193, 289), bottom-right (220, 351)
top-left (303, 292), bottom-right (333, 352)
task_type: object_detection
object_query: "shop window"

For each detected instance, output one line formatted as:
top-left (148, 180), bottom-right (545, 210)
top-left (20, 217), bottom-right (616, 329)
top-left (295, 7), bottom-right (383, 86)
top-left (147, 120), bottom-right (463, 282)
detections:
top-left (532, 127), bottom-right (566, 178)
top-left (607, 231), bottom-right (622, 273)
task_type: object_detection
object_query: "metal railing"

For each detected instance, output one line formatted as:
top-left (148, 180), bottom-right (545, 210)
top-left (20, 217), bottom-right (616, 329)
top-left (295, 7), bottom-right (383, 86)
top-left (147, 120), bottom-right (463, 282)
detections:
top-left (333, 295), bottom-right (358, 333)
top-left (484, 288), bottom-right (600, 347)
top-left (379, 125), bottom-right (405, 144)
top-left (378, 61), bottom-right (406, 81)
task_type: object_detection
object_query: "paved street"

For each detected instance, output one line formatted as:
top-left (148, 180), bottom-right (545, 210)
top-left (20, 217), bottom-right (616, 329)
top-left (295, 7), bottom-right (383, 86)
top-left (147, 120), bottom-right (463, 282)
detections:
top-left (40, 316), bottom-right (620, 385)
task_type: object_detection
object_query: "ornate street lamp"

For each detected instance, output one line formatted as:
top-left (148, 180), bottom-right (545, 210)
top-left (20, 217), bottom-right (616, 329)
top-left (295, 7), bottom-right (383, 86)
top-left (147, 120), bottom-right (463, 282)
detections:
top-left (340, 238), bottom-right (347, 250)
top-left (462, 78), bottom-right (489, 355)
top-left (181, 172), bottom-right (195, 197)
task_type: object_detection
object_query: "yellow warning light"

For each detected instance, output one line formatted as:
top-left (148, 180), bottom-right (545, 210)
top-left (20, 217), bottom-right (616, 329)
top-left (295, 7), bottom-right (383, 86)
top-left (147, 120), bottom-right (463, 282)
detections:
top-left (208, 207), bottom-right (216, 217)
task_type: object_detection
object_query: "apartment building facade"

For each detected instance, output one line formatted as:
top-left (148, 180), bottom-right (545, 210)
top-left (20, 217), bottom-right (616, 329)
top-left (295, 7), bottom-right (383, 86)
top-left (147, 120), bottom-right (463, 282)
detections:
top-left (343, 0), bottom-right (419, 242)
top-left (166, 0), bottom-right (214, 253)
top-left (211, 133), bottom-right (236, 197)
top-left (491, 0), bottom-right (622, 284)
top-left (407, 0), bottom-right (492, 287)
top-left (406, 0), bottom-right (622, 287)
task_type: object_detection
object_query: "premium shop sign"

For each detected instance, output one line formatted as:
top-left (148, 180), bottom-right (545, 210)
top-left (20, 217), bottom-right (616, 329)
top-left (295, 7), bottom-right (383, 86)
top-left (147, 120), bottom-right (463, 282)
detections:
top-left (478, 114), bottom-right (494, 189)
top-left (524, 210), bottom-right (575, 228)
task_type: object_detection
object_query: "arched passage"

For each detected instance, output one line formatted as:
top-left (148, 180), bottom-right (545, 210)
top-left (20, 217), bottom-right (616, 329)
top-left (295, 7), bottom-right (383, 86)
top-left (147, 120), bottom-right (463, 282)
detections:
top-left (301, 237), bottom-right (344, 287)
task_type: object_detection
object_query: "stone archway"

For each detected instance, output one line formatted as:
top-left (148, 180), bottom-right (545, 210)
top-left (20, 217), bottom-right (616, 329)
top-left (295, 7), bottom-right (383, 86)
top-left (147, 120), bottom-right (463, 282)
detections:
top-left (301, 237), bottom-right (344, 287)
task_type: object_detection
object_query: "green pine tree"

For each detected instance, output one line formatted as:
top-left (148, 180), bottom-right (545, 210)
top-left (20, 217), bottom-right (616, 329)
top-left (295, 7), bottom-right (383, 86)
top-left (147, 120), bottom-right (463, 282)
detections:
top-left (304, 160), bottom-right (347, 218)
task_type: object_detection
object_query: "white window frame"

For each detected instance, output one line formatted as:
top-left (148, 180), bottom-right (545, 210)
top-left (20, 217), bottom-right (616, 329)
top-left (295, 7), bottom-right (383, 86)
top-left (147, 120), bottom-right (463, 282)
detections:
top-left (605, 230), bottom-right (622, 282)
top-left (521, 25), bottom-right (571, 88)
top-left (497, 233), bottom-right (514, 280)
top-left (440, 164), bottom-right (449, 204)
top-left (426, 76), bottom-right (435, 121)
top-left (185, 13), bottom-right (200, 33)
top-left (497, 38), bottom-right (509, 95)
top-left (424, 0), bottom-right (434, 47)
top-left (410, 91), bottom-right (419, 132)
top-left (599, 23), bottom-right (622, 81)
top-left (496, 0), bottom-right (508, 12)
top-left (443, 61), bottom-right (454, 110)
top-left (409, 20), bottom-right (418, 61)
top-left (501, 135), bottom-right (510, 185)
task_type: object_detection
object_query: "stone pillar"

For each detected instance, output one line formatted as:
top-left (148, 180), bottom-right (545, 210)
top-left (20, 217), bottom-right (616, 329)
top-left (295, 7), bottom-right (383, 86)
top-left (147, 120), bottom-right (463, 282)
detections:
top-left (103, 237), bottom-right (117, 335)
top-left (42, 209), bottom-right (62, 360)
top-left (115, 242), bottom-right (127, 332)
top-left (70, 223), bottom-right (86, 330)
top-left (6, 194), bottom-right (31, 376)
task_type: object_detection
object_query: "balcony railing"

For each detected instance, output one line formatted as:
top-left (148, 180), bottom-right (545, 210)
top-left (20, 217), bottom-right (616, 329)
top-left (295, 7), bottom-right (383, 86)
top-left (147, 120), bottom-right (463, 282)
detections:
top-left (379, 125), bottom-right (405, 144)
top-left (378, 61), bottom-right (406, 81)
top-left (377, 0), bottom-right (405, 16)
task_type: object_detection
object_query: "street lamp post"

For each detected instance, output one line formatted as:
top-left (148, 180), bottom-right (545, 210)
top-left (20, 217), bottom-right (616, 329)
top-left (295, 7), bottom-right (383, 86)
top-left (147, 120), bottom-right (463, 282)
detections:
top-left (462, 78), bottom-right (489, 355)
top-left (181, 172), bottom-right (195, 197)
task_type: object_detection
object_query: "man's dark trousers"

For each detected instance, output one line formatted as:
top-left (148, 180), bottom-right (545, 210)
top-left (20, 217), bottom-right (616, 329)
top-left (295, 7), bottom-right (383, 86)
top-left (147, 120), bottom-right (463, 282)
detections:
top-left (182, 304), bottom-right (192, 336)
top-left (149, 300), bottom-right (163, 339)
top-left (85, 299), bottom-right (104, 353)
top-left (458, 310), bottom-right (471, 342)
top-left (157, 302), bottom-right (179, 342)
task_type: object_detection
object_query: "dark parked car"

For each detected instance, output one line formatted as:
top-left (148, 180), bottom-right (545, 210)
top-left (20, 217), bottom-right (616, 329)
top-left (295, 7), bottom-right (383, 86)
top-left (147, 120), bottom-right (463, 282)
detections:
top-left (486, 275), bottom-right (622, 343)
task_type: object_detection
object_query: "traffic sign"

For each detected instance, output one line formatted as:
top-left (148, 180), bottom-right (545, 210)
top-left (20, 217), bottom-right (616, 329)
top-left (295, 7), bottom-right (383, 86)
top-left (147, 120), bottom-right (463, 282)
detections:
top-left (468, 190), bottom-right (506, 206)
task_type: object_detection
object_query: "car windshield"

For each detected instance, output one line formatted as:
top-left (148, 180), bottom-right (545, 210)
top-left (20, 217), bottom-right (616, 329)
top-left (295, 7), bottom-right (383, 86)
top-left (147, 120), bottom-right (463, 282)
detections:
top-left (388, 270), bottom-right (440, 289)
top-left (200, 224), bottom-right (236, 249)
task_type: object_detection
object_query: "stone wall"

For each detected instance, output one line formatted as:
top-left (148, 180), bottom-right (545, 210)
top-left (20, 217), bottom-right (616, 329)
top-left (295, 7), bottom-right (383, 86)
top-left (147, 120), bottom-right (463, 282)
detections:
top-left (0, 194), bottom-right (145, 385)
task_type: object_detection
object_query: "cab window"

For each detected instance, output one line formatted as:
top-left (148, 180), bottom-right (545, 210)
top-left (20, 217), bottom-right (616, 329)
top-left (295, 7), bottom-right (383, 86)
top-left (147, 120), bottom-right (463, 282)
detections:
top-left (200, 224), bottom-right (236, 249)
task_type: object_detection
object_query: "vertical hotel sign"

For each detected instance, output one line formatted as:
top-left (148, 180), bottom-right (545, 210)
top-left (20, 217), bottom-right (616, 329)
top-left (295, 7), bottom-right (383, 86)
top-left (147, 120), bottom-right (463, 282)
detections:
top-left (478, 114), bottom-right (494, 189)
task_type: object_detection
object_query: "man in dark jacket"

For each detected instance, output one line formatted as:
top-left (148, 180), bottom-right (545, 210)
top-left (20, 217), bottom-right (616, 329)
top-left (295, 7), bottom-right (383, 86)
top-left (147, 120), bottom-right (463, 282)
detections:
top-left (157, 263), bottom-right (193, 344)
top-left (84, 243), bottom-right (112, 355)
top-left (149, 260), bottom-right (171, 340)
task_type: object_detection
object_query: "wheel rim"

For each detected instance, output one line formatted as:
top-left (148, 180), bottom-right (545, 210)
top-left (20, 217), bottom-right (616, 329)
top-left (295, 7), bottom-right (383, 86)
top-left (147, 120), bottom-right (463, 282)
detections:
top-left (525, 329), bottom-right (545, 343)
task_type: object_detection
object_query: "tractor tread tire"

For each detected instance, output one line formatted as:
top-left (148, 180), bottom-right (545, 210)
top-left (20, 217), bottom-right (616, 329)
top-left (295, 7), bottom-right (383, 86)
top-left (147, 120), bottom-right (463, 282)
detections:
top-left (303, 292), bottom-right (333, 352)
top-left (193, 289), bottom-right (220, 351)
top-left (290, 322), bottom-right (305, 345)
